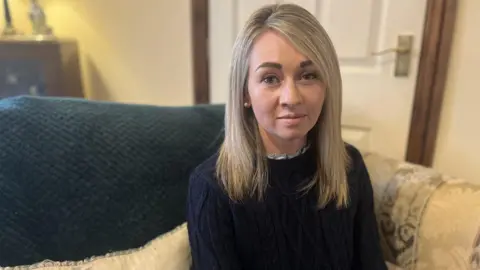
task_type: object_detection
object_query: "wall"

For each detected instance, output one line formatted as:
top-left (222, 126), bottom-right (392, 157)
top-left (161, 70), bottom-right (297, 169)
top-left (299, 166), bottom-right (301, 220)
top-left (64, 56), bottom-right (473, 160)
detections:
top-left (1, 0), bottom-right (193, 105)
top-left (0, 1), bottom-right (31, 35)
top-left (433, 0), bottom-right (480, 182)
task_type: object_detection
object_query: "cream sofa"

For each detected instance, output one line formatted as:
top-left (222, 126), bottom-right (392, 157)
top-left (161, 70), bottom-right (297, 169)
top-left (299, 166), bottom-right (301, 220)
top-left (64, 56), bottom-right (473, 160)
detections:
top-left (3, 97), bottom-right (477, 270)
top-left (7, 151), bottom-right (479, 270)
top-left (2, 96), bottom-right (478, 270)
top-left (364, 151), bottom-right (480, 270)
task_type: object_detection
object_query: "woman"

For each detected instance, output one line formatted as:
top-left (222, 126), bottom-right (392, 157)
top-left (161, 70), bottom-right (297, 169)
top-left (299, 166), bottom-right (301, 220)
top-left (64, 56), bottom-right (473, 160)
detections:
top-left (186, 3), bottom-right (387, 270)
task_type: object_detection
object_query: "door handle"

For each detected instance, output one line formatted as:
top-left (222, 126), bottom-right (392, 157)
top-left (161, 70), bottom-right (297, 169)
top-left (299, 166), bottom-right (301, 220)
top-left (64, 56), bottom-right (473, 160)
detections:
top-left (371, 34), bottom-right (414, 77)
top-left (372, 46), bottom-right (411, 55)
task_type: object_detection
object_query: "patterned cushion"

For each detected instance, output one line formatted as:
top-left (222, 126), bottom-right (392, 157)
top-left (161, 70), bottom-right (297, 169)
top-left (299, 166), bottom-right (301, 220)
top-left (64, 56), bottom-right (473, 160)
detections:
top-left (363, 151), bottom-right (480, 270)
top-left (2, 223), bottom-right (191, 270)
top-left (0, 96), bottom-right (225, 266)
top-left (416, 180), bottom-right (480, 270)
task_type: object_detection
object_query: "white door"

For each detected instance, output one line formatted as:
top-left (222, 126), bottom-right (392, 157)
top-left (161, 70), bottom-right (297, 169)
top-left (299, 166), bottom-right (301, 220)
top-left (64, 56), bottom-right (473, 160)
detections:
top-left (209, 0), bottom-right (428, 161)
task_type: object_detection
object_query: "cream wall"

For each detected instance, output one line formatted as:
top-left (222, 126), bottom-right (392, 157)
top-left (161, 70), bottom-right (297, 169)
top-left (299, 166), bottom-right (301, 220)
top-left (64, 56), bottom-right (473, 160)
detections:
top-left (433, 0), bottom-right (480, 182)
top-left (0, 1), bottom-right (31, 34)
top-left (1, 0), bottom-right (193, 105)
top-left (3, 1), bottom-right (478, 178)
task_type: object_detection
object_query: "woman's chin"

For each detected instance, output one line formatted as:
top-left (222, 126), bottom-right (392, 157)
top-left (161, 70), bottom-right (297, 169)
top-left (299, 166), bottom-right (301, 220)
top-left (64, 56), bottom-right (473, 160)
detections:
top-left (275, 130), bottom-right (308, 142)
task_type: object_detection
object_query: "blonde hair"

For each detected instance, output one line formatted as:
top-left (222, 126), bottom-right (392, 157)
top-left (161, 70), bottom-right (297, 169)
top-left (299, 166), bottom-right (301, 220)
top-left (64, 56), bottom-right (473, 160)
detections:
top-left (216, 3), bottom-right (350, 208)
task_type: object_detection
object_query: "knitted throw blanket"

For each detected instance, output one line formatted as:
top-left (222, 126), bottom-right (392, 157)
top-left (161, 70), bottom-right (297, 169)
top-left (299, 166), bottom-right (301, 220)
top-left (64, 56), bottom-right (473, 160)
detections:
top-left (0, 96), bottom-right (224, 267)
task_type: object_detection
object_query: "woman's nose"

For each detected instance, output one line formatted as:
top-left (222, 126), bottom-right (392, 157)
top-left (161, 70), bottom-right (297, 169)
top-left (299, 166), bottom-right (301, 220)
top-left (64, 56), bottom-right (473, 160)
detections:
top-left (279, 79), bottom-right (302, 106)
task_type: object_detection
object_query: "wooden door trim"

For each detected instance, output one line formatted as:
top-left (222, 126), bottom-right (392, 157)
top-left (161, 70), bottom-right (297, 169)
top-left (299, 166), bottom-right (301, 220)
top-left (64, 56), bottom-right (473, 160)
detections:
top-left (405, 0), bottom-right (458, 166)
top-left (191, 0), bottom-right (458, 167)
top-left (191, 0), bottom-right (210, 104)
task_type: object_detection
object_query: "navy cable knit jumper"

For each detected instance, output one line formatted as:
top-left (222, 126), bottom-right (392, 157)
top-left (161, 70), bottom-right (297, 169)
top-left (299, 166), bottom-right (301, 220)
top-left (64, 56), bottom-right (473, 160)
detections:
top-left (186, 144), bottom-right (387, 270)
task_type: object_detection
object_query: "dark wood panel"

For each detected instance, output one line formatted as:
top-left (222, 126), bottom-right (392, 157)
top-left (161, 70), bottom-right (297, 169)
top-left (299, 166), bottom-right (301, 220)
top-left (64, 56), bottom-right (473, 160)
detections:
top-left (405, 0), bottom-right (458, 166)
top-left (58, 40), bottom-right (84, 98)
top-left (0, 39), bottom-right (84, 99)
top-left (0, 41), bottom-right (62, 96)
top-left (191, 0), bottom-right (210, 104)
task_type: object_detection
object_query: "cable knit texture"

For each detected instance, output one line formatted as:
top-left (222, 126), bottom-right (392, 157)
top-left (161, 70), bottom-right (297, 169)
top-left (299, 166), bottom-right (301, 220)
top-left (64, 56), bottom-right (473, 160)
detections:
top-left (187, 144), bottom-right (387, 270)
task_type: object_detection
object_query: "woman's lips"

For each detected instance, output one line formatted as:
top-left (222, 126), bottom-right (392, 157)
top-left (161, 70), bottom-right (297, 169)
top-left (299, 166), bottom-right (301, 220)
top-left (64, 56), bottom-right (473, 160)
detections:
top-left (277, 115), bottom-right (306, 125)
top-left (277, 114), bottom-right (307, 119)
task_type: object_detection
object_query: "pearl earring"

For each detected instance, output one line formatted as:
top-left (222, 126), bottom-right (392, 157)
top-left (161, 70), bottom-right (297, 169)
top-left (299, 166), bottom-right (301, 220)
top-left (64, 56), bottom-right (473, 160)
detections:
top-left (244, 102), bottom-right (250, 107)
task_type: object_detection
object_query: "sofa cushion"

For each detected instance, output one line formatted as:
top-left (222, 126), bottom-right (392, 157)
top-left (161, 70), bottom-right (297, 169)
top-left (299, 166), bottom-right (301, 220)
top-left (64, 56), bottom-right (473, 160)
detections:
top-left (3, 223), bottom-right (191, 270)
top-left (416, 179), bottom-right (480, 270)
top-left (0, 96), bottom-right (224, 266)
top-left (363, 151), bottom-right (480, 270)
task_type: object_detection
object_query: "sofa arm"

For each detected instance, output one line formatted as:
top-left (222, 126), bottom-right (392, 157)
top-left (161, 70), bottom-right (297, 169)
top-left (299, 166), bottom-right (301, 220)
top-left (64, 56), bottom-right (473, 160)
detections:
top-left (416, 180), bottom-right (480, 270)
top-left (363, 152), bottom-right (480, 270)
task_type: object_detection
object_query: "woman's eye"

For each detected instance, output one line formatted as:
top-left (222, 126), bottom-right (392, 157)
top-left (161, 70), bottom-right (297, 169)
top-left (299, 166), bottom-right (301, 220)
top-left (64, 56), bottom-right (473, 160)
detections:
top-left (262, 75), bottom-right (280, 84)
top-left (302, 72), bottom-right (318, 80)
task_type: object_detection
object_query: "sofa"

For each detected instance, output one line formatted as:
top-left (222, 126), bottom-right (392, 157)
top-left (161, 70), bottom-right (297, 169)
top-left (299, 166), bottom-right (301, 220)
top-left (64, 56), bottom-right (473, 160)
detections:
top-left (0, 96), bottom-right (479, 270)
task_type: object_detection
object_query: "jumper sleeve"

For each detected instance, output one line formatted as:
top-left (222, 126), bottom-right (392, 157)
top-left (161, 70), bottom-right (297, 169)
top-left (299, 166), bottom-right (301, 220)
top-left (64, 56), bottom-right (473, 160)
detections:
top-left (350, 147), bottom-right (388, 270)
top-left (186, 168), bottom-right (242, 270)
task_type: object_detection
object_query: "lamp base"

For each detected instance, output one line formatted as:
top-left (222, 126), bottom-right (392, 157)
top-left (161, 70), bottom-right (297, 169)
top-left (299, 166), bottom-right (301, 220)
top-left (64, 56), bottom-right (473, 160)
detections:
top-left (1, 24), bottom-right (19, 37)
top-left (29, 1), bottom-right (54, 37)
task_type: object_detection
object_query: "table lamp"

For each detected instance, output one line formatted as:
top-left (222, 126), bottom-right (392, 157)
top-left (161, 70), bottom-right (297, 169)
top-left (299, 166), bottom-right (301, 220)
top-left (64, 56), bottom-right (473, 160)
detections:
top-left (1, 0), bottom-right (53, 37)
top-left (29, 0), bottom-right (52, 36)
top-left (2, 0), bottom-right (19, 36)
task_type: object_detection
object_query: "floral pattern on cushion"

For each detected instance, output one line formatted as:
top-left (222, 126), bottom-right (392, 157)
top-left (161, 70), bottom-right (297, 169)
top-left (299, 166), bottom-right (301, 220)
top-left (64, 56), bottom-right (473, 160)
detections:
top-left (366, 154), bottom-right (444, 268)
top-left (415, 181), bottom-right (480, 270)
top-left (363, 151), bottom-right (480, 270)
top-left (471, 228), bottom-right (480, 269)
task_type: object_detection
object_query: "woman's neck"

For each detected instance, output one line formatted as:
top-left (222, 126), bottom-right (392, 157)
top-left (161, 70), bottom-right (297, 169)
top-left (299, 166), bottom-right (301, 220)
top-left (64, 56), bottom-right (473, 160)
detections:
top-left (260, 130), bottom-right (307, 155)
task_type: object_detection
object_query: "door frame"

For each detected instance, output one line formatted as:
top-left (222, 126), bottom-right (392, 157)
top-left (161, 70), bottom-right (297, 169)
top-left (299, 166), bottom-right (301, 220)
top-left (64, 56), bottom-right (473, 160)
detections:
top-left (190, 0), bottom-right (458, 167)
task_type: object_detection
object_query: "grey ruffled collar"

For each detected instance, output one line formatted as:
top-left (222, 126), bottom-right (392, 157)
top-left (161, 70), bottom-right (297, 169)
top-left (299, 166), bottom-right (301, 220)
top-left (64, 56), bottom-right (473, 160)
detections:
top-left (266, 143), bottom-right (310, 160)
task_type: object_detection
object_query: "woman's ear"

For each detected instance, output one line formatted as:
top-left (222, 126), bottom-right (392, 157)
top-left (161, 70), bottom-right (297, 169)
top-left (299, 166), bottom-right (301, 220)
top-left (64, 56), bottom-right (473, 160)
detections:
top-left (243, 90), bottom-right (251, 108)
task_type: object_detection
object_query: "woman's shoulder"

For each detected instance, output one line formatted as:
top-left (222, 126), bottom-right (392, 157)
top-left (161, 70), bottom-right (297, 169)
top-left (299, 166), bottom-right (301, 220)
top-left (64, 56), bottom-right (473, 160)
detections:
top-left (344, 143), bottom-right (367, 173)
top-left (191, 152), bottom-right (218, 179)
top-left (344, 143), bottom-right (371, 190)
top-left (343, 143), bottom-right (373, 200)
top-left (187, 153), bottom-right (233, 227)
top-left (188, 152), bottom-right (225, 196)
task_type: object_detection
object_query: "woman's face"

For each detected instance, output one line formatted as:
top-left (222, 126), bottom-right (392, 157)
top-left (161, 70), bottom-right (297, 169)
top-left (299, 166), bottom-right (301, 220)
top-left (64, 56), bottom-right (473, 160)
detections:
top-left (246, 30), bottom-right (325, 153)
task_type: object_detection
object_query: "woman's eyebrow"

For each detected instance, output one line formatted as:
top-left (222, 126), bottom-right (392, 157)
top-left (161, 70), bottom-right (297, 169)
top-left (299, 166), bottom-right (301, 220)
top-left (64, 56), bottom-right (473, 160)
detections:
top-left (255, 62), bottom-right (282, 71)
top-left (255, 60), bottom-right (313, 71)
top-left (299, 60), bottom-right (313, 68)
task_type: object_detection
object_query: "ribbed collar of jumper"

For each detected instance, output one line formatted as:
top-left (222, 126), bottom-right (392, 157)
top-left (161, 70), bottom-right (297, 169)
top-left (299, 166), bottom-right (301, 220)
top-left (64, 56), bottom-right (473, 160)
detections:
top-left (266, 143), bottom-right (317, 182)
top-left (267, 143), bottom-right (317, 192)
top-left (266, 143), bottom-right (311, 160)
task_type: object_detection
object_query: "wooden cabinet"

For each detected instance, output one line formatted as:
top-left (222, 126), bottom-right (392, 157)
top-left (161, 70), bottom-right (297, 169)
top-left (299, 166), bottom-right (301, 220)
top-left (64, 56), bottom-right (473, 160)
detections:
top-left (0, 38), bottom-right (84, 99)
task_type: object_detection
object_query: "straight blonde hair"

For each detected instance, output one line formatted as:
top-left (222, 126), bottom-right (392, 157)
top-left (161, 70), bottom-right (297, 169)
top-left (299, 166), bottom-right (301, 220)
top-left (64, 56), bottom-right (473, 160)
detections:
top-left (216, 3), bottom-right (350, 208)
